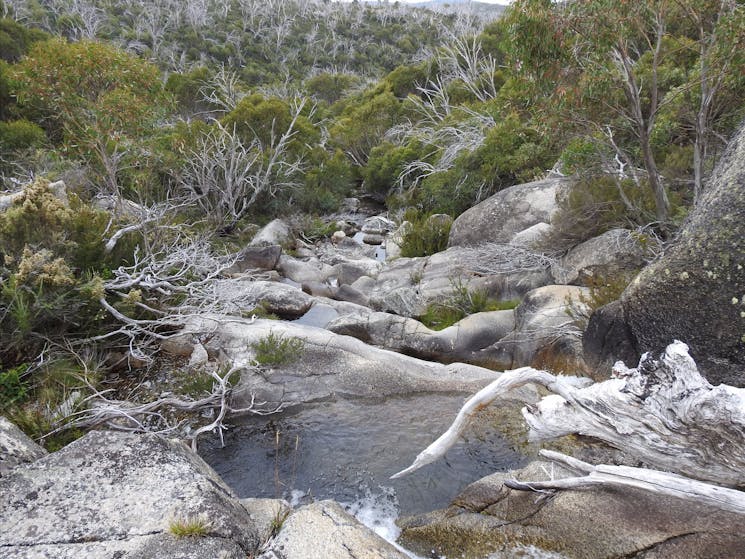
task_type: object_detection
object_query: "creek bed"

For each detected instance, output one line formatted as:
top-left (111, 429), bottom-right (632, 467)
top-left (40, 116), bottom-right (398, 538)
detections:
top-left (200, 393), bottom-right (524, 516)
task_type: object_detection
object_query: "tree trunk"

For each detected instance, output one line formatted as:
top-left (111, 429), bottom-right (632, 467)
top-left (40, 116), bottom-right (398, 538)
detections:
top-left (640, 132), bottom-right (670, 225)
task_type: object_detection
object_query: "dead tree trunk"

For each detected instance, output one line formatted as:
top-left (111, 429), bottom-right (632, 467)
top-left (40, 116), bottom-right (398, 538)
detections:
top-left (394, 341), bottom-right (745, 489)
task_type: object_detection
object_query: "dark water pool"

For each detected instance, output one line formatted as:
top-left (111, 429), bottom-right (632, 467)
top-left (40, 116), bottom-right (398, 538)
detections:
top-left (200, 393), bottom-right (524, 516)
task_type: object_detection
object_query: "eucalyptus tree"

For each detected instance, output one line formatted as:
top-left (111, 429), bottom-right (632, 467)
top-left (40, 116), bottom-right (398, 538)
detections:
top-left (672, 0), bottom-right (745, 203)
top-left (506, 0), bottom-right (745, 226)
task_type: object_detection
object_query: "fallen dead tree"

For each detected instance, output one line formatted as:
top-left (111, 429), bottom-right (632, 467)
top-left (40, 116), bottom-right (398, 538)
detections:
top-left (505, 449), bottom-right (745, 516)
top-left (393, 340), bottom-right (745, 501)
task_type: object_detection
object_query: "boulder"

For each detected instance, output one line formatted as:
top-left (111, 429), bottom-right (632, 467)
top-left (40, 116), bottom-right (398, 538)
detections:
top-left (211, 279), bottom-right (314, 318)
top-left (239, 498), bottom-right (290, 545)
top-left (398, 460), bottom-right (745, 559)
top-left (224, 244), bottom-right (283, 274)
top-left (92, 194), bottom-right (147, 219)
top-left (359, 247), bottom-right (553, 318)
top-left (301, 281), bottom-right (335, 299)
top-left (333, 283), bottom-right (370, 307)
top-left (327, 310), bottom-right (515, 365)
top-left (416, 247), bottom-right (548, 304)
top-left (259, 500), bottom-right (408, 559)
top-left (250, 219), bottom-right (292, 247)
top-left (591, 123), bottom-right (745, 385)
top-left (0, 430), bottom-right (261, 558)
top-left (361, 215), bottom-right (395, 235)
top-left (0, 416), bottom-right (46, 476)
top-left (476, 285), bottom-right (589, 370)
top-left (176, 316), bottom-right (502, 408)
top-left (552, 228), bottom-right (646, 286)
top-left (367, 257), bottom-right (427, 316)
top-left (333, 258), bottom-right (383, 286)
top-left (448, 177), bottom-right (569, 247)
top-left (277, 255), bottom-right (333, 285)
top-left (509, 222), bottom-right (552, 248)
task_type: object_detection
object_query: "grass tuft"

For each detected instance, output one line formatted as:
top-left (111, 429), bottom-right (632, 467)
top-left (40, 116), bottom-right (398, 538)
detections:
top-left (168, 514), bottom-right (212, 538)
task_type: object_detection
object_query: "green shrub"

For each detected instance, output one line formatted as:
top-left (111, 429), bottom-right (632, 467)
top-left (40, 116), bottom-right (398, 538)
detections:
top-left (419, 278), bottom-right (519, 330)
top-left (3, 357), bottom-right (100, 450)
top-left (252, 332), bottom-right (305, 366)
top-left (298, 149), bottom-right (354, 214)
top-left (243, 302), bottom-right (280, 321)
top-left (299, 217), bottom-right (337, 242)
top-left (0, 119), bottom-right (46, 151)
top-left (0, 17), bottom-right (48, 63)
top-left (539, 175), bottom-right (657, 253)
top-left (0, 363), bottom-right (28, 411)
top-left (0, 180), bottom-right (134, 366)
top-left (178, 370), bottom-right (215, 397)
top-left (306, 72), bottom-right (360, 105)
top-left (399, 210), bottom-right (451, 258)
top-left (362, 141), bottom-right (421, 196)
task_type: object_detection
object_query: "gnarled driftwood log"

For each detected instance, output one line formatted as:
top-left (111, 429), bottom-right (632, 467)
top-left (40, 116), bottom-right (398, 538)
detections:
top-left (394, 341), bottom-right (745, 489)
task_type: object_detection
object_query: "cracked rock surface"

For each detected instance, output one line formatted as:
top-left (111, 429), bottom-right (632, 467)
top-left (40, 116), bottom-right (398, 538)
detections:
top-left (0, 430), bottom-right (261, 558)
top-left (398, 460), bottom-right (745, 559)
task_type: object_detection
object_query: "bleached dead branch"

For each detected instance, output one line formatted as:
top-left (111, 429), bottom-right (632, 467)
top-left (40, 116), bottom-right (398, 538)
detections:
top-left (394, 341), bottom-right (745, 490)
top-left (392, 369), bottom-right (592, 478)
top-left (179, 101), bottom-right (307, 232)
top-left (458, 243), bottom-right (556, 275)
top-left (45, 361), bottom-right (281, 451)
top-left (507, 449), bottom-right (745, 516)
top-left (199, 65), bottom-right (248, 114)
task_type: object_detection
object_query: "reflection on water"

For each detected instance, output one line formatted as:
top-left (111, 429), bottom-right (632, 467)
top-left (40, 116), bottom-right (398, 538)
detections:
top-left (200, 394), bottom-right (524, 516)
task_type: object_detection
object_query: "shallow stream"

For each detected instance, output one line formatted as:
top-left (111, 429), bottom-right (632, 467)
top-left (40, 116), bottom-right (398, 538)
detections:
top-left (201, 393), bottom-right (524, 549)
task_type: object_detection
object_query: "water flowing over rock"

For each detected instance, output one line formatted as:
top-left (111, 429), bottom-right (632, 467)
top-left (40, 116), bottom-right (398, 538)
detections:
top-left (259, 500), bottom-right (409, 559)
top-left (448, 177), bottom-right (569, 247)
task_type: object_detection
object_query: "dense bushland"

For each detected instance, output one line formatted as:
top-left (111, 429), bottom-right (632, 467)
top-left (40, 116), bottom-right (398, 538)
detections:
top-left (0, 0), bottom-right (743, 445)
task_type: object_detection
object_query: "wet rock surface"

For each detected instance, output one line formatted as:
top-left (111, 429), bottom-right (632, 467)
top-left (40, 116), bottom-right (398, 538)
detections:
top-left (259, 500), bottom-right (409, 559)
